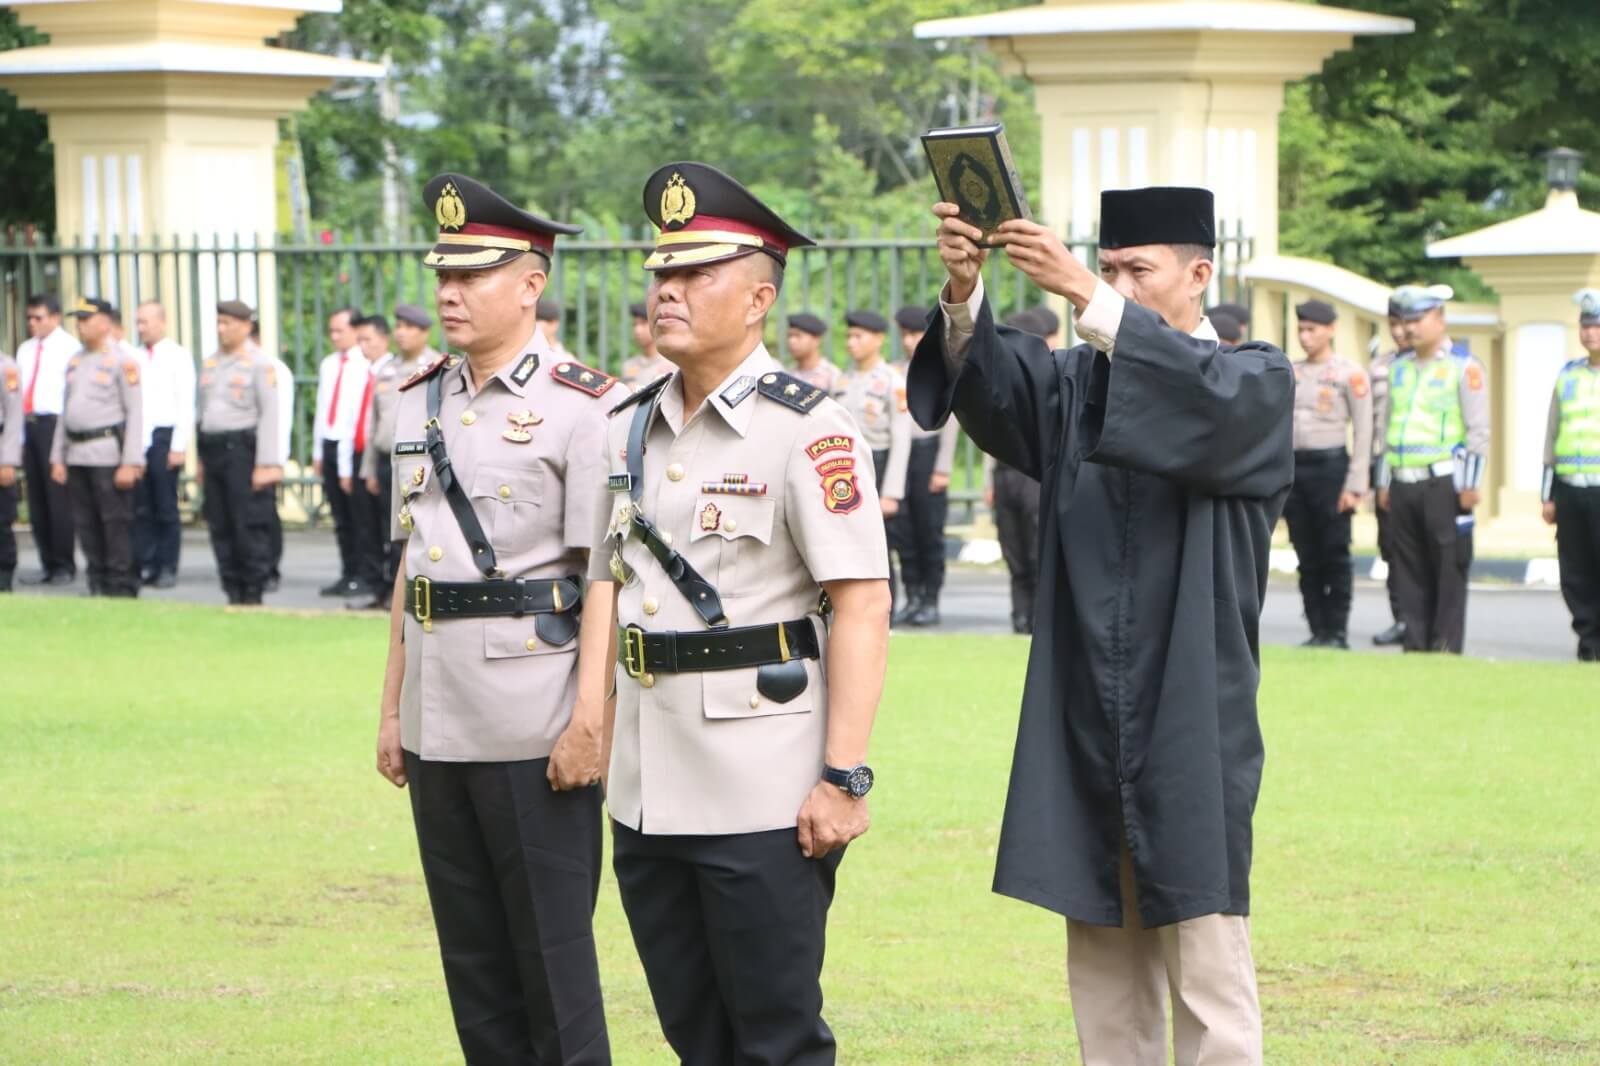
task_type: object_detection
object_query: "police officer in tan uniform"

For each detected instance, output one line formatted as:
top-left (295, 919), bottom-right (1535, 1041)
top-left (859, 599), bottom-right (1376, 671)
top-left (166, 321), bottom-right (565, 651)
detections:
top-left (787, 312), bottom-right (840, 393)
top-left (358, 304), bottom-right (437, 606)
top-left (1368, 296), bottom-right (1414, 645)
top-left (890, 304), bottom-right (959, 625)
top-left (1284, 300), bottom-right (1371, 648)
top-left (834, 309), bottom-right (909, 610)
top-left (373, 173), bottom-right (617, 1065)
top-left (196, 301), bottom-right (282, 605)
top-left (592, 161), bottom-right (891, 1065)
top-left (0, 346), bottom-right (24, 591)
top-left (619, 302), bottom-right (673, 389)
top-left (49, 298), bottom-right (145, 597)
top-left (1376, 284), bottom-right (1491, 654)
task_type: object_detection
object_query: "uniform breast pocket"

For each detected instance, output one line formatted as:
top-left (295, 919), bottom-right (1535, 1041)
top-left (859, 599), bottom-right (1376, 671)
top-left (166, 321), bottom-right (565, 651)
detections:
top-left (701, 662), bottom-right (818, 720)
top-left (483, 618), bottom-right (576, 659)
top-left (472, 464), bottom-right (545, 554)
top-left (689, 495), bottom-right (775, 591)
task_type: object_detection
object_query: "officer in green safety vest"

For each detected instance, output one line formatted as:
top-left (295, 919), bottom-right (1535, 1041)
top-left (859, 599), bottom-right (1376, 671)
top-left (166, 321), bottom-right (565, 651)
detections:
top-left (1541, 289), bottom-right (1600, 661)
top-left (1375, 284), bottom-right (1491, 654)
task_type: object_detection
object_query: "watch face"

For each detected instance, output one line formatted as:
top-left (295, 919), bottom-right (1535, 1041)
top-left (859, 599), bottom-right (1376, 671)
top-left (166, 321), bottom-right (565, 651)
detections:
top-left (846, 765), bottom-right (874, 798)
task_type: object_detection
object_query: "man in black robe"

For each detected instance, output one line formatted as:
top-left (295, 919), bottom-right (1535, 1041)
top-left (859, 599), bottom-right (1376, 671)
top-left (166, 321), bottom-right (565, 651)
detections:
top-left (908, 187), bottom-right (1293, 1066)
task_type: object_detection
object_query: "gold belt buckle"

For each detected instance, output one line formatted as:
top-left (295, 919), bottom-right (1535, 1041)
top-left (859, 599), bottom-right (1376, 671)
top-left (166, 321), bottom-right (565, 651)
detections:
top-left (413, 575), bottom-right (433, 633)
top-left (621, 625), bottom-right (647, 680)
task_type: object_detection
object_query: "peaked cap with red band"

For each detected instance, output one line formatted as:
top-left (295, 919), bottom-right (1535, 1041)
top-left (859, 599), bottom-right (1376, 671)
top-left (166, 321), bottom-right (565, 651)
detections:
top-left (422, 172), bottom-right (582, 272)
top-left (641, 161), bottom-right (815, 272)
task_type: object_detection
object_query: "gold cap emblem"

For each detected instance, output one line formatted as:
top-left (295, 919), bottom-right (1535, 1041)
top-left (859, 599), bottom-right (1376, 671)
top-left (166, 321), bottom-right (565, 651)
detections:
top-left (660, 172), bottom-right (697, 228)
top-left (435, 181), bottom-right (467, 231)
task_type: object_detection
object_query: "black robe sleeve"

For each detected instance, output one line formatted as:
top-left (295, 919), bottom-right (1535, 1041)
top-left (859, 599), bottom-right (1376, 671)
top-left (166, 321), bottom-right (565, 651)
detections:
top-left (1083, 301), bottom-right (1295, 498)
top-left (906, 298), bottom-right (1067, 482)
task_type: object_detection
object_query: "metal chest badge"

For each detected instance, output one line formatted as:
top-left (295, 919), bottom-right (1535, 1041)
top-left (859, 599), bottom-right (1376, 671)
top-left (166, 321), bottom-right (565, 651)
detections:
top-left (503, 410), bottom-right (543, 444)
top-left (699, 501), bottom-right (722, 531)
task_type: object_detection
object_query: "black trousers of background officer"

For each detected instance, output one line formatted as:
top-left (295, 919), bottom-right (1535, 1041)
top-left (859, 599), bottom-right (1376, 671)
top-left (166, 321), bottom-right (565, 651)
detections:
top-left (134, 425), bottom-right (182, 580)
top-left (321, 439), bottom-right (382, 592)
top-left (374, 452), bottom-right (403, 588)
top-left (1373, 460), bottom-right (1405, 631)
top-left (23, 414), bottom-right (75, 578)
top-left (991, 462), bottom-right (1041, 633)
top-left (1282, 447), bottom-right (1353, 641)
top-left (67, 464), bottom-right (138, 596)
top-left (199, 431), bottom-right (272, 603)
top-left (0, 480), bottom-right (16, 589)
top-left (1388, 473), bottom-right (1468, 653)
top-left (897, 437), bottom-right (949, 615)
top-left (871, 448), bottom-right (899, 611)
top-left (1554, 481), bottom-right (1600, 659)
top-left (613, 823), bottom-right (844, 1065)
top-left (348, 446), bottom-right (385, 591)
top-left (404, 753), bottom-right (609, 1066)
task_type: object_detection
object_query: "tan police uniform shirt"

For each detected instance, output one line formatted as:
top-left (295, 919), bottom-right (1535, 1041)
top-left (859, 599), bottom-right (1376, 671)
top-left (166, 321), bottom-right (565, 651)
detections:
top-left (50, 347), bottom-right (145, 468)
top-left (1291, 355), bottom-right (1373, 496)
top-left (358, 348), bottom-right (434, 482)
top-left (789, 359), bottom-right (841, 396)
top-left (0, 352), bottom-right (22, 467)
top-left (589, 345), bottom-right (890, 835)
top-left (391, 332), bottom-right (619, 762)
top-left (620, 351), bottom-right (674, 391)
top-left (832, 359), bottom-right (910, 500)
top-left (197, 348), bottom-right (282, 467)
top-left (892, 356), bottom-right (961, 476)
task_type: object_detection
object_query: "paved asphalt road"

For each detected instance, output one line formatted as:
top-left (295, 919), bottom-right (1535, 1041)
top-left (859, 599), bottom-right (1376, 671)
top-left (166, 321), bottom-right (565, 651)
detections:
top-left (10, 529), bottom-right (1582, 662)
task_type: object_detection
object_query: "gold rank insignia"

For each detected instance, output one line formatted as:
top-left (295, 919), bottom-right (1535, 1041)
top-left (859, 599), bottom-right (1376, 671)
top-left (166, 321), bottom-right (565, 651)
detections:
top-left (435, 181), bottom-right (467, 231)
top-left (398, 503), bottom-right (414, 531)
top-left (699, 501), bottom-right (722, 531)
top-left (660, 172), bottom-right (697, 228)
top-left (503, 410), bottom-right (543, 444)
top-left (412, 466), bottom-right (426, 485)
top-left (609, 549), bottom-right (633, 584)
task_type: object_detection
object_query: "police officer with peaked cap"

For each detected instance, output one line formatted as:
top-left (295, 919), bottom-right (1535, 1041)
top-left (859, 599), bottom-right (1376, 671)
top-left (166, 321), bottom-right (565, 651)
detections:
top-left (592, 161), bottom-right (891, 1064)
top-left (620, 301), bottom-right (674, 390)
top-left (372, 173), bottom-right (618, 1064)
top-left (1542, 289), bottom-right (1600, 660)
top-left (1284, 299), bottom-right (1371, 648)
top-left (834, 307), bottom-right (910, 612)
top-left (49, 298), bottom-right (146, 597)
top-left (1376, 283), bottom-right (1490, 654)
top-left (890, 303), bottom-right (959, 625)
top-left (787, 311), bottom-right (840, 393)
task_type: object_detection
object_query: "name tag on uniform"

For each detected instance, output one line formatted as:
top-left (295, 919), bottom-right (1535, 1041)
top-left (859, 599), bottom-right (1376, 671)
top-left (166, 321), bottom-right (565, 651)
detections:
top-left (394, 440), bottom-right (427, 456)
top-left (609, 473), bottom-right (634, 493)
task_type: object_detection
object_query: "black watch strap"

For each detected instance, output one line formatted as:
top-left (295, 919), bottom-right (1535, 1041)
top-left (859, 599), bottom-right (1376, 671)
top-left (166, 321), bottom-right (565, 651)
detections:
top-left (823, 763), bottom-right (873, 797)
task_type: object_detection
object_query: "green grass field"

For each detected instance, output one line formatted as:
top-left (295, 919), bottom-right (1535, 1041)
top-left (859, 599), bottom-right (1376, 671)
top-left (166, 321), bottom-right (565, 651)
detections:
top-left (3, 598), bottom-right (1597, 1065)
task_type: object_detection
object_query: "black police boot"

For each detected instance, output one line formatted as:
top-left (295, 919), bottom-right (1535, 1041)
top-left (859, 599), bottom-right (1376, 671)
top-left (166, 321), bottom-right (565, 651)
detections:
top-left (319, 576), bottom-right (351, 597)
top-left (892, 587), bottom-right (924, 627)
top-left (1580, 641), bottom-right (1598, 663)
top-left (908, 585), bottom-right (941, 626)
top-left (153, 569), bottom-right (178, 589)
top-left (1300, 631), bottom-right (1326, 647)
top-left (1325, 631), bottom-right (1350, 650)
top-left (224, 583), bottom-right (243, 605)
top-left (45, 569), bottom-right (76, 586)
top-left (1372, 621), bottom-right (1407, 646)
top-left (0, 570), bottom-right (12, 592)
top-left (239, 588), bottom-right (264, 606)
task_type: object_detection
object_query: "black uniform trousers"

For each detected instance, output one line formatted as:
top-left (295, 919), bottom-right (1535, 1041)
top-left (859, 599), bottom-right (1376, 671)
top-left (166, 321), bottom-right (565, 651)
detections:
top-left (1388, 474), bottom-right (1469, 654)
top-left (1373, 460), bottom-right (1403, 623)
top-left (66, 465), bottom-right (137, 596)
top-left (991, 462), bottom-right (1041, 630)
top-left (1283, 447), bottom-right (1353, 636)
top-left (897, 437), bottom-right (950, 597)
top-left (404, 753), bottom-right (609, 1066)
top-left (199, 432), bottom-right (272, 602)
top-left (322, 438), bottom-right (382, 589)
top-left (612, 822), bottom-right (844, 1066)
top-left (265, 485), bottom-right (284, 581)
top-left (23, 414), bottom-right (75, 576)
top-left (134, 426), bottom-right (182, 578)
top-left (0, 481), bottom-right (17, 583)
top-left (1554, 481), bottom-right (1600, 656)
top-left (871, 449), bottom-right (899, 608)
top-left (374, 452), bottom-right (403, 588)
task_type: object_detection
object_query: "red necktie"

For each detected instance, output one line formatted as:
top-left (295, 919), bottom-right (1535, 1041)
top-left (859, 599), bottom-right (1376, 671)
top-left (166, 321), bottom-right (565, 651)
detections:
top-left (23, 338), bottom-right (43, 415)
top-left (326, 352), bottom-right (347, 428)
top-left (354, 370), bottom-right (375, 454)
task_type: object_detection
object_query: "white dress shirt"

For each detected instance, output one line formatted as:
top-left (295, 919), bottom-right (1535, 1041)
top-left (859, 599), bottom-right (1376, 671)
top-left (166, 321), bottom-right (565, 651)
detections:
top-left (274, 357), bottom-right (294, 467)
top-left (312, 347), bottom-right (370, 478)
top-left (16, 325), bottom-right (79, 419)
top-left (134, 337), bottom-right (197, 453)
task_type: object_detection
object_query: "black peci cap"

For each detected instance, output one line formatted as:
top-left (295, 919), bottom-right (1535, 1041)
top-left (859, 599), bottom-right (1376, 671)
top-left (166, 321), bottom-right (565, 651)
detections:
top-left (641, 162), bottom-right (815, 271)
top-left (422, 173), bottom-right (582, 272)
top-left (1208, 310), bottom-right (1244, 343)
top-left (536, 298), bottom-right (563, 323)
top-left (787, 312), bottom-right (827, 337)
top-left (216, 299), bottom-right (255, 322)
top-left (1028, 304), bottom-right (1061, 337)
top-left (845, 310), bottom-right (889, 333)
top-left (394, 303), bottom-right (433, 329)
top-left (1295, 299), bottom-right (1337, 325)
top-left (894, 305), bottom-right (929, 332)
top-left (1002, 308), bottom-right (1045, 337)
top-left (1099, 187), bottom-right (1215, 250)
top-left (629, 302), bottom-right (649, 320)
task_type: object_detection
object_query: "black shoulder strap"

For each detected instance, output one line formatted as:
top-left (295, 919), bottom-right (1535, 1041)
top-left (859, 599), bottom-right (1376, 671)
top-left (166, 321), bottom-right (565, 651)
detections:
top-left (756, 371), bottom-right (826, 414)
top-left (426, 368), bottom-right (501, 579)
top-left (618, 389), bottom-right (728, 628)
top-left (610, 371), bottom-right (671, 416)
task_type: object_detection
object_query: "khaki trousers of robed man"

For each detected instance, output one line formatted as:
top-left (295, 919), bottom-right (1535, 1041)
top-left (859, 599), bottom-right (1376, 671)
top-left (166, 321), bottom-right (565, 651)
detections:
top-left (1066, 847), bottom-right (1262, 1066)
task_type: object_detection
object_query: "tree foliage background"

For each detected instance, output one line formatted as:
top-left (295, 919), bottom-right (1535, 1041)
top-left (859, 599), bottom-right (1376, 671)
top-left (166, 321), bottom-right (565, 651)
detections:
top-left (2, 0), bottom-right (1599, 294)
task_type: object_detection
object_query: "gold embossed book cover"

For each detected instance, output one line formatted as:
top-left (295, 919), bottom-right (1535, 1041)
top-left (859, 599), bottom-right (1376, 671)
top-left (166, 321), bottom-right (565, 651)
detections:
top-left (921, 123), bottom-right (1032, 246)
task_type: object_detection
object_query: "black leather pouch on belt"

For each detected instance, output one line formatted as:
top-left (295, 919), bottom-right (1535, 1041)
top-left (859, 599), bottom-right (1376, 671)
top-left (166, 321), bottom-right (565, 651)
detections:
top-left (756, 659), bottom-right (809, 704)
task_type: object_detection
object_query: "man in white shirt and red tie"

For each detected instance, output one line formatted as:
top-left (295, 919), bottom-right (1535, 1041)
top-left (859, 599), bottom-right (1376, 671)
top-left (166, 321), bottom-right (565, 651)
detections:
top-left (312, 307), bottom-right (373, 598)
top-left (17, 293), bottom-right (82, 585)
top-left (132, 301), bottom-right (195, 589)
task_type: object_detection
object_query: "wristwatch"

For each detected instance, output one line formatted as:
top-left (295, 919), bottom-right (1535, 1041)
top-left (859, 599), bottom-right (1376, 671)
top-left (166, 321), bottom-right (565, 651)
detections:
top-left (822, 763), bottom-right (874, 799)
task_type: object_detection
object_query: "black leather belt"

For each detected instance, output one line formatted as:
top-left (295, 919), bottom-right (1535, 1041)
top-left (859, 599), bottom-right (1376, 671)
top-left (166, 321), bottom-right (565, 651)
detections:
top-left (198, 429), bottom-right (257, 448)
top-left (1294, 446), bottom-right (1347, 460)
top-left (619, 617), bottom-right (820, 677)
top-left (406, 575), bottom-right (582, 628)
top-left (66, 423), bottom-right (124, 444)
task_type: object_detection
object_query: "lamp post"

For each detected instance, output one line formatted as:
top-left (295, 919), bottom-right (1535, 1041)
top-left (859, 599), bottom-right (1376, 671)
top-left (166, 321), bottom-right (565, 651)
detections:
top-left (1546, 148), bottom-right (1584, 192)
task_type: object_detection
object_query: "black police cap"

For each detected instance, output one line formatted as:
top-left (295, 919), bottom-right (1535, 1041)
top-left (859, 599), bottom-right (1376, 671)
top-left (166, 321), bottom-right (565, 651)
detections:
top-left (422, 173), bottom-right (581, 272)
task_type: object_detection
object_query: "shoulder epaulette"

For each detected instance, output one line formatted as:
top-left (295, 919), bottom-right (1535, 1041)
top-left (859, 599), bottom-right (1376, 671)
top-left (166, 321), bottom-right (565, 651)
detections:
top-left (609, 371), bottom-right (671, 415)
top-left (756, 370), bottom-right (826, 414)
top-left (552, 360), bottom-right (617, 397)
top-left (1561, 357), bottom-right (1585, 371)
top-left (399, 352), bottom-right (452, 392)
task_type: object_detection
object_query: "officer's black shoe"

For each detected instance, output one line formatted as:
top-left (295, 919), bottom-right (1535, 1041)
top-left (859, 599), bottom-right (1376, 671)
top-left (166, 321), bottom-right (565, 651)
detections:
top-left (1372, 622), bottom-right (1407, 646)
top-left (239, 590), bottom-right (264, 606)
top-left (153, 569), bottom-right (178, 589)
top-left (0, 570), bottom-right (13, 592)
top-left (1326, 632), bottom-right (1351, 650)
top-left (319, 577), bottom-right (353, 597)
top-left (1011, 616), bottom-right (1032, 635)
top-left (908, 593), bottom-right (941, 627)
top-left (265, 573), bottom-right (281, 593)
top-left (1580, 642), bottom-right (1598, 663)
top-left (1300, 631), bottom-right (1324, 647)
top-left (45, 570), bottom-right (76, 587)
top-left (892, 591), bottom-right (924, 627)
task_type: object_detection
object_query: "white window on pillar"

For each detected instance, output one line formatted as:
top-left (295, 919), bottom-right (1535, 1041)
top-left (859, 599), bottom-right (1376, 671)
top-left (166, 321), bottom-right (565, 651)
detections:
top-left (1514, 323), bottom-right (1569, 492)
top-left (1071, 127), bottom-right (1093, 240)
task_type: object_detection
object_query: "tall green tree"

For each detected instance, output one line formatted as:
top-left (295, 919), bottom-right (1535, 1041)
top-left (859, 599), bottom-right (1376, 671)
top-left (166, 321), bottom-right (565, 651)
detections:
top-left (0, 11), bottom-right (53, 231)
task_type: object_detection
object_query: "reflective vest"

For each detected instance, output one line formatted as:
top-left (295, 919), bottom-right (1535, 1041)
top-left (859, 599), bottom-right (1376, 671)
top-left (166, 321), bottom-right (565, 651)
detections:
top-left (1553, 359), bottom-right (1600, 475)
top-left (1386, 354), bottom-right (1465, 468)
